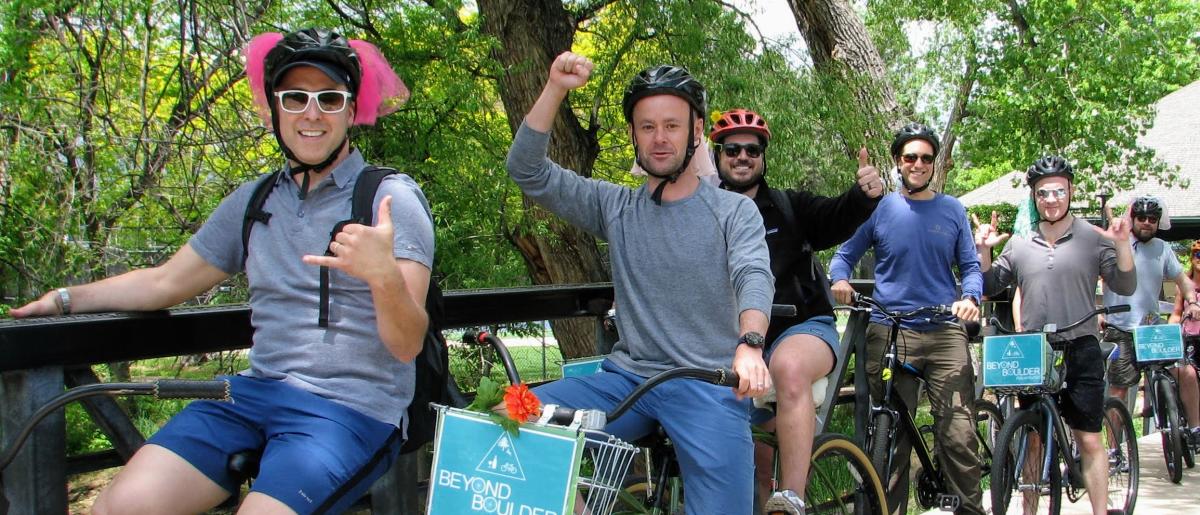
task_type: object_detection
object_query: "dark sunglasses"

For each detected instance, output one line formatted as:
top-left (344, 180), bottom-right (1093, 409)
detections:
top-left (1192, 250), bottom-right (1200, 259)
top-left (1135, 215), bottom-right (1159, 224)
top-left (901, 153), bottom-right (935, 164)
top-left (721, 142), bottom-right (764, 159)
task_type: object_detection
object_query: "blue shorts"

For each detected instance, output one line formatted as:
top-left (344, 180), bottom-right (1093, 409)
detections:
top-left (533, 361), bottom-right (754, 515)
top-left (147, 375), bottom-right (402, 514)
top-left (764, 315), bottom-right (840, 372)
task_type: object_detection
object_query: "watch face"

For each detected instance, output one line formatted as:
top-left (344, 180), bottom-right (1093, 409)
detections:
top-left (741, 332), bottom-right (765, 348)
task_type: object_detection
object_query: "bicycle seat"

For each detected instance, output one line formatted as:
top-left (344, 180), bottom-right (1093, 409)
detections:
top-left (227, 450), bottom-right (262, 484)
top-left (752, 376), bottom-right (829, 411)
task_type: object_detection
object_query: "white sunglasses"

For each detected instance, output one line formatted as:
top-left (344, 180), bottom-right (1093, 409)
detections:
top-left (274, 90), bottom-right (353, 114)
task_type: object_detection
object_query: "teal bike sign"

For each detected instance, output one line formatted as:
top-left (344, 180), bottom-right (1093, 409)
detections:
top-left (561, 355), bottom-right (606, 378)
top-left (982, 333), bottom-right (1051, 388)
top-left (427, 407), bottom-right (584, 515)
top-left (1133, 323), bottom-right (1184, 363)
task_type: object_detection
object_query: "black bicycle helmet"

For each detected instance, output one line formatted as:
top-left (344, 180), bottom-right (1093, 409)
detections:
top-left (889, 123), bottom-right (941, 159)
top-left (264, 29), bottom-right (361, 97)
top-left (622, 65), bottom-right (708, 204)
top-left (622, 65), bottom-right (707, 123)
top-left (1130, 196), bottom-right (1163, 219)
top-left (261, 29), bottom-right (361, 199)
top-left (1025, 155), bottom-right (1075, 187)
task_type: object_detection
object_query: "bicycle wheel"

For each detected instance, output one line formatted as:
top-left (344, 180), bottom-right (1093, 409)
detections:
top-left (803, 432), bottom-right (888, 515)
top-left (1155, 375), bottom-right (1184, 484)
top-left (617, 474), bottom-right (682, 515)
top-left (975, 399), bottom-right (1004, 479)
top-left (1102, 397), bottom-right (1138, 514)
top-left (866, 411), bottom-right (894, 483)
top-left (990, 409), bottom-right (1062, 515)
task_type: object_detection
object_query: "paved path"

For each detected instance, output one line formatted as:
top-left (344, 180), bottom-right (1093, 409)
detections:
top-left (923, 433), bottom-right (1198, 514)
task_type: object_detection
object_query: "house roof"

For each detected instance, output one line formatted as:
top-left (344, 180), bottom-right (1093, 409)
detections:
top-left (958, 80), bottom-right (1200, 239)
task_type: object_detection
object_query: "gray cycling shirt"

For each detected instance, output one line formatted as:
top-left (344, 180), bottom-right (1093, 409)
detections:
top-left (1101, 237), bottom-right (1181, 330)
top-left (506, 122), bottom-right (774, 376)
top-left (189, 150), bottom-right (434, 427)
top-left (983, 216), bottom-right (1135, 341)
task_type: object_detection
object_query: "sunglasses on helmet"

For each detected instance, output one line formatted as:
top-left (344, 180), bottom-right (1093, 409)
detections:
top-left (720, 142), bottom-right (764, 159)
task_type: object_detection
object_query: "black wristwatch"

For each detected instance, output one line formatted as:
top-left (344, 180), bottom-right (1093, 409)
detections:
top-left (738, 331), bottom-right (766, 349)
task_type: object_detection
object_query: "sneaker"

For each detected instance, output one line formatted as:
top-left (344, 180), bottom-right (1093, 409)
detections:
top-left (1190, 427), bottom-right (1200, 450)
top-left (764, 490), bottom-right (806, 515)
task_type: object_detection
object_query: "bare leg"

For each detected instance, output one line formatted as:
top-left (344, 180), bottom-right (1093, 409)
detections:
top-left (769, 334), bottom-right (834, 494)
top-left (1171, 365), bottom-right (1200, 427)
top-left (91, 444), bottom-right (230, 515)
top-left (1074, 430), bottom-right (1108, 515)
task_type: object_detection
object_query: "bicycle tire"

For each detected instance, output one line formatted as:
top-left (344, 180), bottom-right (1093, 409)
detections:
top-left (975, 399), bottom-right (1004, 478)
top-left (866, 411), bottom-right (894, 483)
top-left (991, 408), bottom-right (1062, 515)
top-left (1102, 397), bottom-right (1138, 514)
top-left (1155, 375), bottom-right (1184, 484)
top-left (802, 432), bottom-right (888, 515)
top-left (617, 474), bottom-right (682, 515)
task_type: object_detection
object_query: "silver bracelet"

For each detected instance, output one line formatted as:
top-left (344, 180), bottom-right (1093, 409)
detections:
top-left (56, 288), bottom-right (72, 315)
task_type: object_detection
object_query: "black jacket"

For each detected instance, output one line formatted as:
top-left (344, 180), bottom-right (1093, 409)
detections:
top-left (754, 181), bottom-right (879, 344)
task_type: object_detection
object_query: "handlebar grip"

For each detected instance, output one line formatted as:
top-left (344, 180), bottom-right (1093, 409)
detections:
top-left (461, 331), bottom-right (485, 344)
top-left (716, 369), bottom-right (740, 388)
top-left (546, 405), bottom-right (578, 426)
top-left (1106, 304), bottom-right (1131, 314)
top-left (154, 379), bottom-right (231, 400)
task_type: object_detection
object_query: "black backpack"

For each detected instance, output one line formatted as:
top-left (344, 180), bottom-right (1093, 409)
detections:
top-left (241, 166), bottom-right (463, 453)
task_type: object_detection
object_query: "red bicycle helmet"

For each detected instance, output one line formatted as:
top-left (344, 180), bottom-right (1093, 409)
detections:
top-left (709, 109), bottom-right (771, 144)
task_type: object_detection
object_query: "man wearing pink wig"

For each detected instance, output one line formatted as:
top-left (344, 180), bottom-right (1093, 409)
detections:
top-left (11, 28), bottom-right (429, 514)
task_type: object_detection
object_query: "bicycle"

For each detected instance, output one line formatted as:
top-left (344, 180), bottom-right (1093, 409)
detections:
top-left (986, 304), bottom-right (1139, 515)
top-left (0, 378), bottom-right (231, 513)
top-left (852, 293), bottom-right (999, 513)
top-left (1128, 323), bottom-right (1196, 482)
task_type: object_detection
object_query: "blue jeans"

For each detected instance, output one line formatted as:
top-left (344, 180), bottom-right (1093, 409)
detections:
top-left (534, 361), bottom-right (754, 515)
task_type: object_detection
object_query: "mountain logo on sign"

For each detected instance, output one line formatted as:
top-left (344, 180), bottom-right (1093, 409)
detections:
top-left (1003, 339), bottom-right (1025, 359)
top-left (475, 433), bottom-right (526, 481)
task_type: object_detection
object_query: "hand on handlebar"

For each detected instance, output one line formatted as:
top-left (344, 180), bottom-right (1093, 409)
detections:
top-left (950, 299), bottom-right (980, 322)
top-left (732, 345), bottom-right (771, 400)
top-left (831, 280), bottom-right (855, 306)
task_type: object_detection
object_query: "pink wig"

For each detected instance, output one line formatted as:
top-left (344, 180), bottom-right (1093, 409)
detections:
top-left (244, 32), bottom-right (409, 126)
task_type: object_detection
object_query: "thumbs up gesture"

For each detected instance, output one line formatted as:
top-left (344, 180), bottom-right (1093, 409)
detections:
top-left (304, 195), bottom-right (397, 284)
top-left (856, 148), bottom-right (884, 198)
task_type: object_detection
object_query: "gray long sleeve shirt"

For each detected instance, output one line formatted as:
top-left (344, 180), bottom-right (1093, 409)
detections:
top-left (506, 122), bottom-right (774, 376)
top-left (983, 217), bottom-right (1136, 341)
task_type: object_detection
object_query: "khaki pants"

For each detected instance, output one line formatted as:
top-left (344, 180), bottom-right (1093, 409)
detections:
top-left (865, 323), bottom-right (984, 515)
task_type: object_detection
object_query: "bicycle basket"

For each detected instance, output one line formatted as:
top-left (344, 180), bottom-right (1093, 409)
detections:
top-left (982, 333), bottom-right (1064, 395)
top-left (426, 405), bottom-right (637, 515)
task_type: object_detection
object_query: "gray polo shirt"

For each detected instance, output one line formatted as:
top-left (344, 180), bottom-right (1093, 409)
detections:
top-left (1102, 237), bottom-right (1181, 329)
top-left (189, 150), bottom-right (434, 427)
top-left (506, 122), bottom-right (774, 376)
top-left (984, 217), bottom-right (1136, 341)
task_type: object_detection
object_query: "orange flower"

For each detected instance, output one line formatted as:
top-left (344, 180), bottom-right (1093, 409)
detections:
top-left (503, 383), bottom-right (541, 424)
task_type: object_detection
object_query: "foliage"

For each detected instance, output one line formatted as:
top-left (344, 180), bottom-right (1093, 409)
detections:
top-left (867, 0), bottom-right (1200, 202)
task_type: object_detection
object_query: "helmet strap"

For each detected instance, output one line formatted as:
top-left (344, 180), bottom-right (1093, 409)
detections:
top-left (897, 166), bottom-right (931, 195)
top-left (269, 104), bottom-right (348, 200)
top-left (636, 113), bottom-right (698, 205)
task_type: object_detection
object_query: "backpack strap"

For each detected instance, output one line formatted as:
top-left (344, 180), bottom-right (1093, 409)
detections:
top-left (318, 166), bottom-right (401, 327)
top-left (241, 170), bottom-right (282, 268)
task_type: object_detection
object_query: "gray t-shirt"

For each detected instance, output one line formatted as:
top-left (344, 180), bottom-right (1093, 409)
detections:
top-left (1102, 237), bottom-right (1181, 329)
top-left (984, 217), bottom-right (1136, 341)
top-left (506, 123), bottom-right (774, 376)
top-left (189, 150), bottom-right (435, 426)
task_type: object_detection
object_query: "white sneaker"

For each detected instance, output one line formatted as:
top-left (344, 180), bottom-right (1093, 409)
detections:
top-left (764, 490), bottom-right (806, 515)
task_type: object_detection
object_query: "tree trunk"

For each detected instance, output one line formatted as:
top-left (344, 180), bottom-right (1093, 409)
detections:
top-left (932, 38), bottom-right (978, 193)
top-left (479, 0), bottom-right (609, 359)
top-left (787, 0), bottom-right (902, 172)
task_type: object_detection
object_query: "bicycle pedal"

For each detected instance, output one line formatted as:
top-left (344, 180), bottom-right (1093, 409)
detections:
top-left (937, 494), bottom-right (960, 511)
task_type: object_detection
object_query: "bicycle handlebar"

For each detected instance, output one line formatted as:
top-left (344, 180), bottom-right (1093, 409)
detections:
top-left (852, 293), bottom-right (955, 320)
top-left (989, 304), bottom-right (1130, 336)
top-left (542, 367), bottom-right (740, 430)
top-left (0, 379), bottom-right (231, 473)
top-left (461, 331), bottom-right (522, 386)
